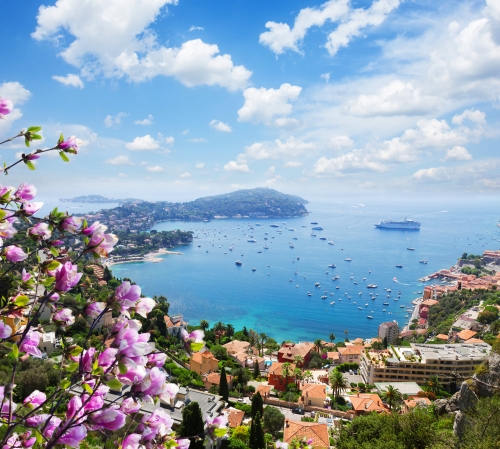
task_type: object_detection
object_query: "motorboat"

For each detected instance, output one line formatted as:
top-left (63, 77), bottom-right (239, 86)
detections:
top-left (235, 260), bottom-right (242, 266)
top-left (252, 268), bottom-right (256, 271)
top-left (367, 284), bottom-right (378, 288)
top-left (367, 316), bottom-right (373, 319)
top-left (396, 264), bottom-right (403, 268)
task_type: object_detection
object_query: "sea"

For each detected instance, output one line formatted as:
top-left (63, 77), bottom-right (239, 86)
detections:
top-left (108, 196), bottom-right (500, 343)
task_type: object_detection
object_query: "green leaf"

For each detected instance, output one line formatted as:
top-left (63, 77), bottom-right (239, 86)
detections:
top-left (214, 428), bottom-right (227, 438)
top-left (25, 160), bottom-right (36, 170)
top-left (60, 379), bottom-right (71, 389)
top-left (83, 383), bottom-right (93, 394)
top-left (2, 342), bottom-right (13, 350)
top-left (35, 431), bottom-right (43, 445)
top-left (59, 152), bottom-right (70, 162)
top-left (28, 126), bottom-right (42, 133)
top-left (70, 346), bottom-right (83, 356)
top-left (14, 295), bottom-right (29, 306)
top-left (191, 342), bottom-right (204, 352)
top-left (11, 344), bottom-right (19, 359)
top-left (41, 277), bottom-right (55, 287)
top-left (66, 362), bottom-right (79, 372)
top-left (118, 362), bottom-right (128, 375)
top-left (31, 134), bottom-right (42, 141)
top-left (58, 133), bottom-right (64, 143)
top-left (106, 379), bottom-right (123, 391)
top-left (25, 137), bottom-right (30, 148)
top-left (0, 210), bottom-right (5, 221)
top-left (46, 260), bottom-right (60, 271)
top-left (49, 247), bottom-right (59, 257)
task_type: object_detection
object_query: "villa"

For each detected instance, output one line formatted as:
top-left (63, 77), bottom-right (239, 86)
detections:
top-left (268, 362), bottom-right (296, 391)
top-left (283, 420), bottom-right (329, 449)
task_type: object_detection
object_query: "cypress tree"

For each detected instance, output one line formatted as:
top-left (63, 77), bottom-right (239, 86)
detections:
top-left (250, 412), bottom-right (265, 449)
top-left (383, 336), bottom-right (388, 349)
top-left (253, 362), bottom-right (260, 380)
top-left (251, 392), bottom-right (263, 420)
top-left (219, 366), bottom-right (229, 402)
top-left (178, 402), bottom-right (205, 449)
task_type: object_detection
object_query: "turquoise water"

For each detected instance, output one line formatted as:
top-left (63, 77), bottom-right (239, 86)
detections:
top-left (112, 197), bottom-right (500, 343)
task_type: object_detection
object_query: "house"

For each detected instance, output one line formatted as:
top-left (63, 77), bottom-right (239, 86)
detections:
top-left (268, 362), bottom-right (296, 391)
top-left (326, 351), bottom-right (340, 365)
top-left (403, 397), bottom-right (432, 413)
top-left (190, 350), bottom-right (219, 375)
top-left (337, 345), bottom-right (363, 364)
top-left (278, 342), bottom-right (315, 367)
top-left (352, 338), bottom-right (364, 346)
top-left (90, 309), bottom-right (113, 331)
top-left (224, 408), bottom-right (245, 428)
top-left (164, 314), bottom-right (188, 337)
top-left (283, 420), bottom-right (329, 449)
top-left (300, 383), bottom-right (327, 408)
top-left (457, 329), bottom-right (477, 342)
top-left (255, 385), bottom-right (272, 399)
top-left (39, 332), bottom-right (57, 355)
top-left (247, 356), bottom-right (266, 371)
top-left (223, 340), bottom-right (251, 355)
top-left (348, 393), bottom-right (388, 415)
top-left (374, 382), bottom-right (423, 397)
top-left (435, 334), bottom-right (449, 342)
top-left (202, 372), bottom-right (233, 391)
top-left (465, 338), bottom-right (485, 344)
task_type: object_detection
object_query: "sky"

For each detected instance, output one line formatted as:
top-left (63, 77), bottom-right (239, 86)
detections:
top-left (1, 0), bottom-right (500, 202)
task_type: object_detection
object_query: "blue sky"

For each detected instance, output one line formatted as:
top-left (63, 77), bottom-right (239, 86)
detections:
top-left (1, 0), bottom-right (499, 201)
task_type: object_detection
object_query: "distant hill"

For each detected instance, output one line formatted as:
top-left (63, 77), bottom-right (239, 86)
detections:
top-left (60, 195), bottom-right (143, 204)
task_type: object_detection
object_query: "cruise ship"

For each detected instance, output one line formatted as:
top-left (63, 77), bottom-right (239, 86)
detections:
top-left (374, 217), bottom-right (420, 230)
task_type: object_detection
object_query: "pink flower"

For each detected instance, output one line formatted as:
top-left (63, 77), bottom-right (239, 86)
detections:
top-left (19, 331), bottom-right (42, 358)
top-left (49, 292), bottom-right (60, 302)
top-left (85, 302), bottom-right (105, 318)
top-left (159, 382), bottom-right (179, 403)
top-left (120, 398), bottom-right (141, 414)
top-left (82, 393), bottom-right (104, 413)
top-left (15, 183), bottom-right (37, 202)
top-left (135, 297), bottom-right (155, 318)
top-left (3, 245), bottom-right (28, 262)
top-left (22, 202), bottom-right (43, 216)
top-left (0, 321), bottom-right (12, 339)
top-left (54, 425), bottom-right (87, 448)
top-left (147, 352), bottom-right (166, 368)
top-left (98, 348), bottom-right (118, 369)
top-left (0, 185), bottom-right (15, 201)
top-left (82, 221), bottom-right (101, 236)
top-left (57, 136), bottom-right (82, 153)
top-left (89, 406), bottom-right (126, 431)
top-left (87, 223), bottom-right (118, 257)
top-left (135, 367), bottom-right (166, 397)
top-left (28, 223), bottom-right (52, 240)
top-left (54, 262), bottom-right (82, 292)
top-left (25, 154), bottom-right (40, 161)
top-left (61, 216), bottom-right (82, 233)
top-left (139, 408), bottom-right (173, 434)
top-left (115, 327), bottom-right (150, 358)
top-left (26, 414), bottom-right (50, 428)
top-left (81, 347), bottom-right (95, 373)
top-left (276, 442), bottom-right (289, 449)
top-left (43, 416), bottom-right (62, 439)
top-left (53, 308), bottom-right (75, 328)
top-left (0, 98), bottom-right (13, 118)
top-left (0, 215), bottom-right (17, 241)
top-left (122, 434), bottom-right (142, 449)
top-left (177, 439), bottom-right (191, 449)
top-left (49, 239), bottom-right (65, 247)
top-left (118, 365), bottom-right (146, 386)
top-left (66, 396), bottom-right (84, 421)
top-left (114, 282), bottom-right (141, 312)
top-left (23, 390), bottom-right (46, 408)
top-left (21, 269), bottom-right (31, 282)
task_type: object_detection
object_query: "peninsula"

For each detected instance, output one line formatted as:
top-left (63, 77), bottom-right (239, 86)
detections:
top-left (60, 194), bottom-right (143, 204)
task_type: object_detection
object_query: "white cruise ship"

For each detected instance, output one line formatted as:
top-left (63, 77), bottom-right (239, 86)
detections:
top-left (374, 217), bottom-right (420, 230)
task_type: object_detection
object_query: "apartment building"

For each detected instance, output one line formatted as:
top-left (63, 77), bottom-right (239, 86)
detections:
top-left (361, 343), bottom-right (491, 385)
top-left (378, 321), bottom-right (399, 345)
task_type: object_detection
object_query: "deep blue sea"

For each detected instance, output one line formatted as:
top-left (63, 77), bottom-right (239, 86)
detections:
top-left (111, 197), bottom-right (500, 343)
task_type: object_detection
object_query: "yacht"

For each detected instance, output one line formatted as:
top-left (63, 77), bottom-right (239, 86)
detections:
top-left (419, 260), bottom-right (428, 264)
top-left (307, 292), bottom-right (312, 296)
top-left (367, 284), bottom-right (378, 288)
top-left (367, 316), bottom-right (373, 319)
top-left (235, 260), bottom-right (242, 266)
top-left (321, 295), bottom-right (327, 299)
top-left (319, 237), bottom-right (327, 240)
top-left (374, 217), bottom-right (421, 229)
top-left (358, 307), bottom-right (363, 310)
top-left (247, 239), bottom-right (257, 243)
top-left (328, 264), bottom-right (336, 268)
top-left (396, 264), bottom-right (403, 268)
top-left (328, 241), bottom-right (334, 245)
top-left (345, 258), bottom-right (352, 262)
top-left (252, 268), bottom-right (256, 271)
top-left (330, 301), bottom-right (335, 305)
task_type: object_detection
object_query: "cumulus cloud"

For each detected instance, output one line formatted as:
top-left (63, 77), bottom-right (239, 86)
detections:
top-left (238, 83), bottom-right (302, 125)
top-left (239, 137), bottom-right (315, 162)
top-left (189, 26), bottom-right (204, 31)
top-left (0, 82), bottom-right (31, 136)
top-left (104, 112), bottom-right (128, 128)
top-left (126, 135), bottom-right (159, 151)
top-left (412, 167), bottom-right (450, 182)
top-left (259, 0), bottom-right (399, 56)
top-left (314, 150), bottom-right (387, 174)
top-left (52, 74), bottom-right (84, 88)
top-left (224, 161), bottom-right (250, 172)
top-left (134, 114), bottom-right (153, 125)
top-left (195, 162), bottom-right (205, 169)
top-left (189, 137), bottom-right (207, 143)
top-left (443, 146), bottom-right (473, 161)
top-left (118, 173), bottom-right (127, 177)
top-left (32, 1), bottom-right (251, 90)
top-left (104, 155), bottom-right (134, 165)
top-left (180, 172), bottom-right (191, 178)
top-left (265, 166), bottom-right (276, 176)
top-left (284, 161), bottom-right (303, 167)
top-left (209, 119), bottom-right (232, 132)
top-left (321, 72), bottom-right (331, 83)
top-left (146, 165), bottom-right (163, 172)
top-left (328, 136), bottom-right (353, 150)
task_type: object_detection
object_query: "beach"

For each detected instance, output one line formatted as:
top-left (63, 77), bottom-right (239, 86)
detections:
top-left (105, 248), bottom-right (182, 267)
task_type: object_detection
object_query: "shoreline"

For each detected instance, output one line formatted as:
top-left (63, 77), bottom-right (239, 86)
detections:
top-left (104, 248), bottom-right (182, 267)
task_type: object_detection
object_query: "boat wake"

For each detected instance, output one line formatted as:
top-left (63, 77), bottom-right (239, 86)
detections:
top-left (413, 210), bottom-right (448, 217)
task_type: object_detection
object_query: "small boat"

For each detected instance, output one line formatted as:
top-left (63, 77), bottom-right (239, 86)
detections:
top-left (321, 295), bottom-right (327, 299)
top-left (407, 247), bottom-right (416, 251)
top-left (419, 260), bottom-right (428, 264)
top-left (358, 307), bottom-right (363, 310)
top-left (328, 264), bottom-right (336, 268)
top-left (198, 245), bottom-right (201, 248)
top-left (330, 301), bottom-right (335, 305)
top-left (367, 284), bottom-right (377, 288)
top-left (289, 244), bottom-right (294, 248)
top-left (382, 309), bottom-right (386, 312)
top-left (247, 239), bottom-right (257, 243)
top-left (252, 268), bottom-right (256, 271)
top-left (235, 260), bottom-right (242, 266)
top-left (400, 305), bottom-right (405, 308)
top-left (310, 222), bottom-right (319, 225)
top-left (367, 316), bottom-right (373, 319)
top-left (315, 282), bottom-right (320, 287)
top-left (307, 292), bottom-right (312, 296)
top-left (345, 258), bottom-right (352, 261)
top-left (336, 286), bottom-right (340, 289)
top-left (396, 264), bottom-right (403, 268)
top-left (328, 241), bottom-right (334, 245)
top-left (365, 303), bottom-right (368, 306)
top-left (383, 302), bottom-right (389, 305)
top-left (319, 237), bottom-right (327, 240)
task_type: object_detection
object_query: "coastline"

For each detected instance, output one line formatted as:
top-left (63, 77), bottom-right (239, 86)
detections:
top-left (104, 248), bottom-right (182, 267)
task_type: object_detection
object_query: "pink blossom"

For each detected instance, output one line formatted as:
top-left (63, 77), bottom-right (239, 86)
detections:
top-left (23, 390), bottom-right (46, 408)
top-left (42, 416), bottom-right (62, 439)
top-left (21, 269), bottom-right (31, 282)
top-left (139, 408), bottom-right (173, 433)
top-left (28, 223), bottom-right (52, 240)
top-left (89, 406), bottom-right (126, 431)
top-left (61, 216), bottom-right (82, 233)
top-left (147, 352), bottom-right (166, 368)
top-left (66, 396), bottom-right (84, 421)
top-left (88, 223), bottom-right (118, 257)
top-left (0, 216), bottom-right (17, 241)
top-left (81, 347), bottom-right (96, 373)
top-left (57, 136), bottom-right (82, 153)
top-left (26, 414), bottom-right (50, 428)
top-left (4, 245), bottom-right (28, 262)
top-left (49, 292), bottom-right (60, 302)
top-left (0, 185), bottom-right (15, 201)
top-left (115, 327), bottom-right (150, 358)
top-left (114, 282), bottom-right (141, 313)
top-left (54, 424), bottom-right (87, 448)
top-left (122, 434), bottom-right (142, 449)
top-left (135, 367), bottom-right (166, 397)
top-left (276, 442), bottom-right (289, 449)
top-left (49, 239), bottom-right (64, 246)
top-left (176, 439), bottom-right (191, 449)
top-left (25, 154), bottom-right (40, 161)
top-left (120, 398), bottom-right (142, 414)
top-left (118, 364), bottom-right (146, 386)
top-left (135, 297), bottom-right (155, 318)
top-left (0, 98), bottom-right (13, 118)
top-left (111, 317), bottom-right (142, 334)
top-left (19, 331), bottom-right (42, 358)
top-left (53, 308), bottom-right (75, 328)
top-left (15, 183), bottom-right (37, 202)
top-left (54, 262), bottom-right (82, 292)
top-left (159, 382), bottom-right (179, 403)
top-left (22, 202), bottom-right (43, 216)
top-left (82, 394), bottom-right (104, 413)
top-left (98, 348), bottom-right (118, 369)
top-left (82, 221), bottom-right (101, 236)
top-left (85, 301), bottom-right (105, 318)
top-left (0, 386), bottom-right (16, 416)
top-left (0, 321), bottom-right (12, 339)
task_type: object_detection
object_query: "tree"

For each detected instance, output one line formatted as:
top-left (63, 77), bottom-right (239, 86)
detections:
top-left (293, 367), bottom-right (303, 387)
top-left (178, 402), bottom-right (205, 449)
top-left (424, 375), bottom-right (442, 395)
top-left (211, 345), bottom-right (228, 360)
top-left (329, 333), bottom-right (336, 343)
top-left (199, 319), bottom-right (209, 331)
top-left (231, 426), bottom-right (250, 445)
top-left (380, 385), bottom-right (403, 412)
top-left (329, 369), bottom-right (348, 400)
top-left (263, 406), bottom-right (285, 437)
top-left (226, 324), bottom-right (235, 339)
top-left (293, 355), bottom-right (304, 367)
top-left (219, 366), bottom-right (229, 401)
top-left (259, 332), bottom-right (267, 356)
top-left (314, 339), bottom-right (323, 352)
top-left (249, 412), bottom-right (265, 449)
top-left (303, 370), bottom-right (313, 383)
top-left (281, 362), bottom-right (292, 388)
top-left (344, 329), bottom-right (349, 341)
top-left (214, 321), bottom-right (226, 344)
top-left (251, 392), bottom-right (264, 419)
top-left (383, 336), bottom-right (388, 349)
top-left (253, 362), bottom-right (261, 379)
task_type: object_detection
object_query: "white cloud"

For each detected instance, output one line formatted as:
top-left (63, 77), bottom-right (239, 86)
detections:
top-left (0, 82), bottom-right (31, 136)
top-left (274, 118), bottom-right (300, 128)
top-left (33, 2), bottom-right (251, 91)
top-left (320, 73), bottom-right (330, 83)
top-left (118, 173), bottom-right (127, 177)
top-left (284, 161), bottom-right (303, 167)
top-left (52, 74), bottom-right (84, 88)
top-left (224, 161), bottom-right (250, 172)
top-left (146, 165), bottom-right (163, 172)
top-left (209, 119), bottom-right (232, 132)
top-left (139, 161), bottom-right (148, 166)
top-left (238, 83), bottom-right (302, 125)
top-left (328, 136), bottom-right (353, 150)
top-left (134, 114), bottom-right (153, 125)
top-left (180, 172), bottom-right (191, 178)
top-left (314, 151), bottom-right (387, 175)
top-left (195, 163), bottom-right (205, 169)
top-left (231, 184), bottom-right (246, 189)
top-left (265, 166), bottom-right (276, 176)
top-left (443, 145), bottom-right (473, 161)
top-left (104, 112), bottom-right (128, 128)
top-left (104, 155), bottom-right (134, 165)
top-left (174, 179), bottom-right (193, 185)
top-left (126, 134), bottom-right (159, 151)
top-left (181, 129), bottom-right (189, 135)
top-left (239, 137), bottom-right (315, 162)
top-left (189, 26), bottom-right (204, 31)
top-left (259, 0), bottom-right (399, 56)
top-left (189, 137), bottom-right (207, 143)
top-left (412, 167), bottom-right (450, 182)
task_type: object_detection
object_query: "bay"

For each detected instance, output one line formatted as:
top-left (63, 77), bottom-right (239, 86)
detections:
top-left (112, 196), bottom-right (500, 343)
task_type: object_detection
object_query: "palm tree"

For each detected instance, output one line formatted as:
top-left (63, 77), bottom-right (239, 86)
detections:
top-left (380, 385), bottom-right (403, 412)
top-left (226, 324), bottom-right (235, 339)
top-left (329, 333), bottom-right (336, 344)
top-left (303, 370), bottom-right (314, 383)
top-left (293, 355), bottom-right (304, 367)
top-left (314, 339), bottom-right (323, 353)
top-left (199, 320), bottom-right (209, 331)
top-left (329, 369), bottom-right (348, 400)
top-left (293, 367), bottom-right (303, 388)
top-left (425, 375), bottom-right (442, 395)
top-left (213, 321), bottom-right (226, 344)
top-left (259, 332), bottom-right (267, 356)
top-left (281, 362), bottom-right (292, 389)
top-left (344, 330), bottom-right (349, 341)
